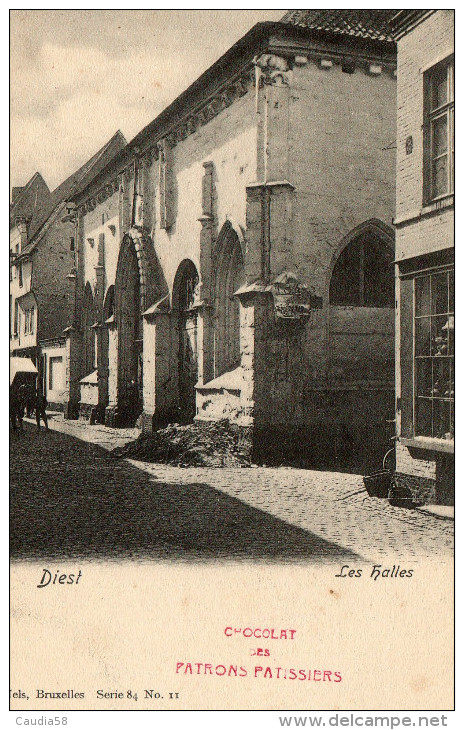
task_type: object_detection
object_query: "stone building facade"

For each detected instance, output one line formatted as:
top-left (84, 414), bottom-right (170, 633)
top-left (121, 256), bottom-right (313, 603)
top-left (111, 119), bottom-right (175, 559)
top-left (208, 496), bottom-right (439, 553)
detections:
top-left (10, 132), bottom-right (126, 409)
top-left (68, 13), bottom-right (397, 468)
top-left (391, 10), bottom-right (454, 503)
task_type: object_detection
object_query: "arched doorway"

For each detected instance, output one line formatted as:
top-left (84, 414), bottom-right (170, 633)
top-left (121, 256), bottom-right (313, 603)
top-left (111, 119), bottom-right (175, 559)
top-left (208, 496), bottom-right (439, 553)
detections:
top-left (213, 226), bottom-right (245, 378)
top-left (99, 285), bottom-right (115, 413)
top-left (115, 237), bottom-right (143, 426)
top-left (82, 283), bottom-right (96, 377)
top-left (172, 260), bottom-right (199, 422)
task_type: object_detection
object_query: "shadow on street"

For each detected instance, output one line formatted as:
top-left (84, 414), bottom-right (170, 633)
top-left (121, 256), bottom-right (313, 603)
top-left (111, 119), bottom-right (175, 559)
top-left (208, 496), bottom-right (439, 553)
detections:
top-left (10, 424), bottom-right (361, 563)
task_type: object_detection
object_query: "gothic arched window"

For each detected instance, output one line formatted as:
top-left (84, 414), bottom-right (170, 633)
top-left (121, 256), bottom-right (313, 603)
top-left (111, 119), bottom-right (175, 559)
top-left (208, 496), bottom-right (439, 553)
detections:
top-left (214, 228), bottom-right (245, 377)
top-left (330, 231), bottom-right (394, 308)
top-left (82, 283), bottom-right (96, 375)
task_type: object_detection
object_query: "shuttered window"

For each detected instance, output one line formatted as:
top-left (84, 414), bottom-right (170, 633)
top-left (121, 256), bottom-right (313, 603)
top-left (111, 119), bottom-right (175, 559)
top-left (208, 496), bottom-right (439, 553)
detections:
top-left (424, 56), bottom-right (454, 202)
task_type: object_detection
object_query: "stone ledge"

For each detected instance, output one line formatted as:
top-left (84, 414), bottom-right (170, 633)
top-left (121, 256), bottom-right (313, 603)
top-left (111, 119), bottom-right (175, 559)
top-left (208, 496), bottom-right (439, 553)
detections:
top-left (196, 367), bottom-right (243, 393)
top-left (400, 436), bottom-right (454, 455)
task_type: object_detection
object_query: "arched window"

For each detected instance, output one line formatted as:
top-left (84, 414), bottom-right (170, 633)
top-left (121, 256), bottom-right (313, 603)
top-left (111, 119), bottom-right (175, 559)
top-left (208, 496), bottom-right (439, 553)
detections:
top-left (330, 230), bottom-right (394, 307)
top-left (214, 227), bottom-right (245, 377)
top-left (174, 261), bottom-right (199, 312)
top-left (172, 260), bottom-right (200, 421)
top-left (103, 285), bottom-right (115, 322)
top-left (82, 283), bottom-right (96, 375)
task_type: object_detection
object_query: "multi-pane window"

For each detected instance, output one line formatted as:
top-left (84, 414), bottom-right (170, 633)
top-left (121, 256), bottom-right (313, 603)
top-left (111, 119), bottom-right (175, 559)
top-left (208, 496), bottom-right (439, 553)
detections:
top-left (424, 56), bottom-right (454, 201)
top-left (13, 301), bottom-right (19, 336)
top-left (414, 269), bottom-right (454, 440)
top-left (24, 306), bottom-right (35, 335)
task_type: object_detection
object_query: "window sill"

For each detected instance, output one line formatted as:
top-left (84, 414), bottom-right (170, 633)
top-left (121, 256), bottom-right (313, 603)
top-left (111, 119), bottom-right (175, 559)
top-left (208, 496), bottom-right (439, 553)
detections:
top-left (394, 195), bottom-right (454, 227)
top-left (400, 436), bottom-right (454, 454)
top-left (422, 194), bottom-right (454, 213)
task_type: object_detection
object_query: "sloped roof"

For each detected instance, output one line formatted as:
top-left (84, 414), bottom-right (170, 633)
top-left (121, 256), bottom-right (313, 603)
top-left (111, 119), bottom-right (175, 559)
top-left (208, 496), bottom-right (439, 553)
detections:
top-left (70, 16), bottom-right (397, 203)
top-left (9, 172), bottom-right (51, 234)
top-left (18, 130), bottom-right (126, 255)
top-left (389, 10), bottom-right (436, 39)
top-left (280, 9), bottom-right (398, 42)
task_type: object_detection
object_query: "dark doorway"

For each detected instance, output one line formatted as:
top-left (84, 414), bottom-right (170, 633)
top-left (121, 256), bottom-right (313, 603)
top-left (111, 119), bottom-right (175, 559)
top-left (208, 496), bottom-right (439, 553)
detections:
top-left (116, 238), bottom-right (143, 426)
top-left (98, 285), bottom-right (114, 418)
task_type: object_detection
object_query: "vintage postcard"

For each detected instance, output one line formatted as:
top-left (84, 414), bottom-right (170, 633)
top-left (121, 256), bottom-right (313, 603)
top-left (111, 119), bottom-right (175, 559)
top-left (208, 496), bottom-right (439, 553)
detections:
top-left (10, 9), bottom-right (454, 715)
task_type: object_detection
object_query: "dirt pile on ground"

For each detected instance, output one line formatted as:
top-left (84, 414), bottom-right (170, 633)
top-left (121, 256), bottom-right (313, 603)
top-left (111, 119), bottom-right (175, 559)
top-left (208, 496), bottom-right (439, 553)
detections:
top-left (111, 419), bottom-right (252, 467)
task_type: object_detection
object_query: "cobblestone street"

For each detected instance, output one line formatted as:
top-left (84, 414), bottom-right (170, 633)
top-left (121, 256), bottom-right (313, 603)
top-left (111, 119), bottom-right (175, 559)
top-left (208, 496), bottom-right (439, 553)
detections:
top-left (10, 415), bottom-right (453, 563)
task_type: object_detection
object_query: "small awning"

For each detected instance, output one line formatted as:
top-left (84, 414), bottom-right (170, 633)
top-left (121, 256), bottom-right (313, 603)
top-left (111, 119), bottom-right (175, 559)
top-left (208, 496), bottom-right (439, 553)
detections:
top-left (10, 357), bottom-right (38, 384)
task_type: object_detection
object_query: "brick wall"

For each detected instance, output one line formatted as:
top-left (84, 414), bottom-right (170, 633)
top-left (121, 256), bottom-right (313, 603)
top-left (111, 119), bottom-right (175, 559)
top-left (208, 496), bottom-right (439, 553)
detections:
top-left (396, 10), bottom-right (454, 224)
top-left (394, 10), bottom-right (454, 503)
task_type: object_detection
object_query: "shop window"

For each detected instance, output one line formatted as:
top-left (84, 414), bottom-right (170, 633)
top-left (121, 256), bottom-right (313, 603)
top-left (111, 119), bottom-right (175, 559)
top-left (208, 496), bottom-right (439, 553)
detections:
top-left (330, 233), bottom-right (394, 307)
top-left (414, 269), bottom-right (454, 440)
top-left (424, 56), bottom-right (454, 202)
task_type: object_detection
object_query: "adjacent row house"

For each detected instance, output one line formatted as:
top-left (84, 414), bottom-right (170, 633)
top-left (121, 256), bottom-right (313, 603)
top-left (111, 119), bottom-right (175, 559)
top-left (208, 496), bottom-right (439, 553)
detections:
top-left (391, 10), bottom-right (454, 504)
top-left (10, 132), bottom-right (126, 409)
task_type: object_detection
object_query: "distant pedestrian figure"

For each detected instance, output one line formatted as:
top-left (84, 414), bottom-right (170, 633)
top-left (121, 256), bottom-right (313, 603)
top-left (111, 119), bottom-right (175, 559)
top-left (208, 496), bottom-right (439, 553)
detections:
top-left (25, 381), bottom-right (36, 417)
top-left (10, 385), bottom-right (24, 432)
top-left (35, 388), bottom-right (49, 431)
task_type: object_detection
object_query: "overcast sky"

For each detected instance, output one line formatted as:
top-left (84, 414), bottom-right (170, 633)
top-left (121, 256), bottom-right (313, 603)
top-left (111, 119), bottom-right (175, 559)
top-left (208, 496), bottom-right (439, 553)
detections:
top-left (10, 9), bottom-right (285, 191)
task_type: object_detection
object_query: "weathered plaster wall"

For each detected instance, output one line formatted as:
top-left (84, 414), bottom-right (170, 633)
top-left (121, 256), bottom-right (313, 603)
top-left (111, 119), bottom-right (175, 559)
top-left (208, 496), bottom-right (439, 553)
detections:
top-left (289, 61), bottom-right (396, 291)
top-left (81, 191), bottom-right (120, 297)
top-left (249, 58), bottom-right (397, 435)
top-left (146, 88), bottom-right (257, 294)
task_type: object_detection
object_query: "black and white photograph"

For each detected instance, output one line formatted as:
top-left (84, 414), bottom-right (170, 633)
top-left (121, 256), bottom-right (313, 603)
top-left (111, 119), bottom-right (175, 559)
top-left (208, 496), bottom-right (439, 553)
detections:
top-left (9, 8), bottom-right (455, 717)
